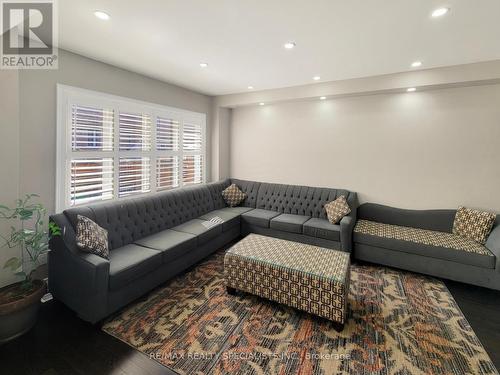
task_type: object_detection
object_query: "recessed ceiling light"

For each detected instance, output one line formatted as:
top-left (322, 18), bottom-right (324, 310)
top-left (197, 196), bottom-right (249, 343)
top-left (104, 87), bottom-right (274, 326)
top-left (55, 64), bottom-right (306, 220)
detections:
top-left (199, 62), bottom-right (208, 68)
top-left (259, 102), bottom-right (265, 106)
top-left (431, 7), bottom-right (450, 17)
top-left (320, 96), bottom-right (327, 100)
top-left (407, 87), bottom-right (417, 92)
top-left (94, 10), bottom-right (110, 20)
top-left (284, 41), bottom-right (296, 49)
top-left (313, 76), bottom-right (321, 81)
top-left (247, 86), bottom-right (254, 90)
top-left (411, 61), bottom-right (422, 68)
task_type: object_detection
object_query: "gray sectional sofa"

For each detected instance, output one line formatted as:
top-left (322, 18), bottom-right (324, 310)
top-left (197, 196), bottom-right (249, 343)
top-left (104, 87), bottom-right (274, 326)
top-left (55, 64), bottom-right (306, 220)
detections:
top-left (49, 178), bottom-right (358, 323)
top-left (353, 203), bottom-right (500, 290)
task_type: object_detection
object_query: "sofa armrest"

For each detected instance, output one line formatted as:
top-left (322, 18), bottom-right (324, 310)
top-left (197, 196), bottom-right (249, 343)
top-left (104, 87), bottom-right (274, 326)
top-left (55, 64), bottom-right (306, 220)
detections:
top-left (340, 212), bottom-right (356, 253)
top-left (339, 193), bottom-right (358, 253)
top-left (486, 225), bottom-right (500, 272)
top-left (49, 213), bottom-right (109, 323)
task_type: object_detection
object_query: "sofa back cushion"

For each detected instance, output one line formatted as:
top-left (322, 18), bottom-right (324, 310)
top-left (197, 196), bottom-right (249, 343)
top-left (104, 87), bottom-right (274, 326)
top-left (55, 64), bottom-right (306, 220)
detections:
top-left (357, 203), bottom-right (456, 233)
top-left (230, 179), bottom-right (261, 208)
top-left (170, 184), bottom-right (215, 221)
top-left (256, 182), bottom-right (356, 219)
top-left (64, 184), bottom-right (214, 250)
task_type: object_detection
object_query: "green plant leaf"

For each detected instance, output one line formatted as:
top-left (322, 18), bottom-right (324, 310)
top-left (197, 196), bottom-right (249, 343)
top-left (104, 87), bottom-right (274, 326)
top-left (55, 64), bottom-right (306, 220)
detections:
top-left (19, 209), bottom-right (33, 220)
top-left (1, 194), bottom-right (49, 283)
top-left (3, 257), bottom-right (22, 271)
top-left (49, 221), bottom-right (62, 237)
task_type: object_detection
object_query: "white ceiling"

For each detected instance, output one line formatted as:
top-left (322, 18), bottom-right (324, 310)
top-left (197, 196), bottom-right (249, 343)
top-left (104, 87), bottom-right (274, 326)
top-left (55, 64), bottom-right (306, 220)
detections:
top-left (59, 0), bottom-right (500, 96)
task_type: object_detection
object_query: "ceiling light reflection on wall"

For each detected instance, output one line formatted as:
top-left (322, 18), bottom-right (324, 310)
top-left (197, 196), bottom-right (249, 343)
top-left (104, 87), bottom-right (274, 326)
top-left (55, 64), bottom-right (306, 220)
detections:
top-left (313, 76), bottom-right (321, 81)
top-left (199, 62), bottom-right (208, 68)
top-left (407, 87), bottom-right (417, 92)
top-left (431, 7), bottom-right (450, 17)
top-left (247, 86), bottom-right (254, 89)
top-left (259, 102), bottom-right (265, 106)
top-left (94, 11), bottom-right (110, 20)
top-left (411, 61), bottom-right (422, 68)
top-left (320, 96), bottom-right (327, 100)
top-left (284, 41), bottom-right (296, 49)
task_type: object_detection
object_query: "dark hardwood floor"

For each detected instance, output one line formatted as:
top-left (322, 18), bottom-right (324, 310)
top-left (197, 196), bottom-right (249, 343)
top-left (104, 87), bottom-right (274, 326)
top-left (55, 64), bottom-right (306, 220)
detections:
top-left (0, 299), bottom-right (178, 375)
top-left (1, 276), bottom-right (499, 374)
top-left (444, 280), bottom-right (500, 367)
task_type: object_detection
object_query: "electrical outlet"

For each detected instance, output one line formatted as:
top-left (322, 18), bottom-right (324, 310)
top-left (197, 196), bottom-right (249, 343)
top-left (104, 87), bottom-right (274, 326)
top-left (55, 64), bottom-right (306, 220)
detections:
top-left (41, 293), bottom-right (53, 303)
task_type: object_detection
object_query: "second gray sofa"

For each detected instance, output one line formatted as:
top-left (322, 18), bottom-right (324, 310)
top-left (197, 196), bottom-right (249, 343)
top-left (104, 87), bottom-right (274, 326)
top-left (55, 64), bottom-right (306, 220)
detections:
top-left (353, 203), bottom-right (500, 290)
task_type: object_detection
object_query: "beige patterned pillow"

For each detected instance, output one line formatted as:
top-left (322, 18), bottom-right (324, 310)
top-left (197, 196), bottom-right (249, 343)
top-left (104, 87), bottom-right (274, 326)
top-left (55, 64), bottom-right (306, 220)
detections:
top-left (324, 196), bottom-right (351, 224)
top-left (76, 215), bottom-right (109, 259)
top-left (452, 207), bottom-right (496, 244)
top-left (222, 184), bottom-right (246, 207)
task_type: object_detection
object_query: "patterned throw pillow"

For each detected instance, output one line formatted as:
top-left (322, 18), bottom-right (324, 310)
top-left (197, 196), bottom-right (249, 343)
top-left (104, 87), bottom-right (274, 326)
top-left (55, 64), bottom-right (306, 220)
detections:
top-left (222, 184), bottom-right (246, 207)
top-left (76, 215), bottom-right (109, 259)
top-left (324, 196), bottom-right (351, 224)
top-left (452, 207), bottom-right (496, 244)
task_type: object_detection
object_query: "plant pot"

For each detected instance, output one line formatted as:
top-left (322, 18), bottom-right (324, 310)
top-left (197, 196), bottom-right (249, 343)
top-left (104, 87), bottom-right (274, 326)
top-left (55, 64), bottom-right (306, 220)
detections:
top-left (0, 279), bottom-right (46, 344)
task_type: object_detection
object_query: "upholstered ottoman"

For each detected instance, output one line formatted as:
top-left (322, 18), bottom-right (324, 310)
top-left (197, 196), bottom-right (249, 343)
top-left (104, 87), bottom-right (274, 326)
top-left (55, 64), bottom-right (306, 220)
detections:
top-left (224, 234), bottom-right (350, 330)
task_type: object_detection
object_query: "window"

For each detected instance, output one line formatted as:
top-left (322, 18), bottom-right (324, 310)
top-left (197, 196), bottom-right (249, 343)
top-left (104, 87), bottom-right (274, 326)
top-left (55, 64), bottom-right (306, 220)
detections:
top-left (56, 85), bottom-right (206, 212)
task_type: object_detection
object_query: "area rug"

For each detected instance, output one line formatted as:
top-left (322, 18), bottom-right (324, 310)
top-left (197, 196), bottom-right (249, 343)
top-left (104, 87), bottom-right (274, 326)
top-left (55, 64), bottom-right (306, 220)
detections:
top-left (102, 251), bottom-right (498, 375)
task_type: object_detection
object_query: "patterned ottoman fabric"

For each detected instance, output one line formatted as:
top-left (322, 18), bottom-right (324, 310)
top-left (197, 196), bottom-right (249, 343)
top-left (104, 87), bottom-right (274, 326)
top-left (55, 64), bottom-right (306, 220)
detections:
top-left (354, 220), bottom-right (492, 256)
top-left (224, 234), bottom-right (350, 324)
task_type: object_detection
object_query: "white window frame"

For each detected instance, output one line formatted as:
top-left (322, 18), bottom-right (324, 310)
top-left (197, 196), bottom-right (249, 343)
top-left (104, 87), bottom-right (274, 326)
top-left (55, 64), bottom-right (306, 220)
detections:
top-left (56, 84), bottom-right (206, 212)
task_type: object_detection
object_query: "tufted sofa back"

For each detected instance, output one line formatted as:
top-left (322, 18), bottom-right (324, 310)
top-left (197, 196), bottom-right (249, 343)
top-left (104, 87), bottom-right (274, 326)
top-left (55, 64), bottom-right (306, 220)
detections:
top-left (256, 182), bottom-right (357, 219)
top-left (206, 179), bottom-right (231, 209)
top-left (231, 179), bottom-right (261, 208)
top-left (63, 184), bottom-right (214, 250)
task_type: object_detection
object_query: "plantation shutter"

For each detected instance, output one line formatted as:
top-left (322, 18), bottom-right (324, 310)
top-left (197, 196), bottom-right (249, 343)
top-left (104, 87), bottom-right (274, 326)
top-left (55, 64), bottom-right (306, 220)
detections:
top-left (182, 122), bottom-right (204, 185)
top-left (182, 122), bottom-right (203, 151)
top-left (182, 155), bottom-right (204, 185)
top-left (71, 104), bottom-right (114, 151)
top-left (69, 104), bottom-right (115, 206)
top-left (119, 157), bottom-right (151, 197)
top-left (157, 116), bottom-right (179, 151)
top-left (119, 112), bottom-right (152, 150)
top-left (117, 112), bottom-right (152, 197)
top-left (157, 156), bottom-right (179, 190)
top-left (58, 86), bottom-right (206, 211)
top-left (70, 158), bottom-right (114, 206)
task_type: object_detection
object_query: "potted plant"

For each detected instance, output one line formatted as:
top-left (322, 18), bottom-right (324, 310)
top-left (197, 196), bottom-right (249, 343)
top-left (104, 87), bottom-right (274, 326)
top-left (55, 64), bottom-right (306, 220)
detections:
top-left (0, 194), bottom-right (60, 344)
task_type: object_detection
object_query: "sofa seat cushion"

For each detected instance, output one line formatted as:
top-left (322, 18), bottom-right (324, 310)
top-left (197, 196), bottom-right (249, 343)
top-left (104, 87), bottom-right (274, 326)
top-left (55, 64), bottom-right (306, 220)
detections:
top-left (108, 244), bottom-right (162, 290)
top-left (354, 220), bottom-right (495, 269)
top-left (134, 229), bottom-right (197, 263)
top-left (303, 218), bottom-right (341, 241)
top-left (171, 219), bottom-right (223, 244)
top-left (270, 214), bottom-right (311, 234)
top-left (241, 209), bottom-right (280, 228)
top-left (199, 207), bottom-right (252, 231)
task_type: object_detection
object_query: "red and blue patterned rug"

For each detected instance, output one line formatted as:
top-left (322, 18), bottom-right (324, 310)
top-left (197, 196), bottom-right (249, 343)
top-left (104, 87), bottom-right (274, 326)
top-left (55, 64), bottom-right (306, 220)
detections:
top-left (103, 251), bottom-right (497, 374)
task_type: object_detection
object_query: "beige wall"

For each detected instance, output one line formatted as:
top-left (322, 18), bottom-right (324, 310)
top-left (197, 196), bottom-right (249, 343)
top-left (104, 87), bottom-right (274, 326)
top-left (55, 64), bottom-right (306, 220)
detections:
top-left (0, 50), bottom-right (212, 287)
top-left (0, 70), bottom-right (20, 287)
top-left (18, 49), bottom-right (213, 216)
top-left (230, 84), bottom-right (500, 211)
